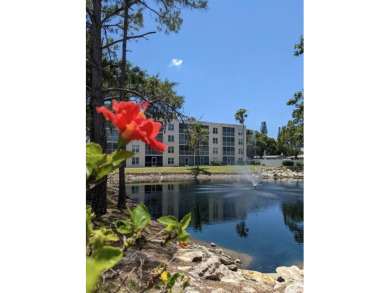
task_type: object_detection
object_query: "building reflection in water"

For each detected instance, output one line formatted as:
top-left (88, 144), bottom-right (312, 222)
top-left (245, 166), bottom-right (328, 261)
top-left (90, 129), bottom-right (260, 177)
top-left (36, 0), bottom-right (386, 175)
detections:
top-left (127, 182), bottom-right (303, 244)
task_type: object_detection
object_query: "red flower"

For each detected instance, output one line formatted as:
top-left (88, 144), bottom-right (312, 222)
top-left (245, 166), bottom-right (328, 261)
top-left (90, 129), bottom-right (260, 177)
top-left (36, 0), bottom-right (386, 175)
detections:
top-left (97, 100), bottom-right (167, 152)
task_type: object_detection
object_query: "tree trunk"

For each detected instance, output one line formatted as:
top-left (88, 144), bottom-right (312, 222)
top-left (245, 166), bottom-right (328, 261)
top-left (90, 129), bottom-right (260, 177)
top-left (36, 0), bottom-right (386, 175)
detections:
top-left (86, 188), bottom-right (93, 201)
top-left (90, 0), bottom-right (107, 216)
top-left (91, 179), bottom-right (107, 216)
top-left (196, 142), bottom-right (200, 169)
top-left (117, 0), bottom-right (130, 209)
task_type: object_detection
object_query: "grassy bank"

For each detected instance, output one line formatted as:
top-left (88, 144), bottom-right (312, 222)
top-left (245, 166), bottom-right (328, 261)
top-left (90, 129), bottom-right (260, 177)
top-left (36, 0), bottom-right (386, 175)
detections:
top-left (124, 165), bottom-right (278, 174)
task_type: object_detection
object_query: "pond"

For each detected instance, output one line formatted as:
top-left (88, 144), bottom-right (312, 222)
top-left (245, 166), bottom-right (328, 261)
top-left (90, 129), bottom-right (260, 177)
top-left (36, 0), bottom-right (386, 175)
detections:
top-left (127, 180), bottom-right (303, 273)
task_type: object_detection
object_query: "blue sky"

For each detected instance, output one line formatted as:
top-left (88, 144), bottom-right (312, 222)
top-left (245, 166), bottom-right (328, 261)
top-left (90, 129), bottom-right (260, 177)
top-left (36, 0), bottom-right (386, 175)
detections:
top-left (127, 0), bottom-right (303, 139)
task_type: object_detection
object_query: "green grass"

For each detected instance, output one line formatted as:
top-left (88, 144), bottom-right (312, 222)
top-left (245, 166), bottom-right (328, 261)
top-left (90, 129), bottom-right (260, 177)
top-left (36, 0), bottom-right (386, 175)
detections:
top-left (124, 165), bottom-right (277, 174)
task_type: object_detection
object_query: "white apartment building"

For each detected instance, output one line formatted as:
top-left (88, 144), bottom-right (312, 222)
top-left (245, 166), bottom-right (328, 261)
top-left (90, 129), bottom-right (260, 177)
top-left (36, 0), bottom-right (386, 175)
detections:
top-left (106, 119), bottom-right (246, 167)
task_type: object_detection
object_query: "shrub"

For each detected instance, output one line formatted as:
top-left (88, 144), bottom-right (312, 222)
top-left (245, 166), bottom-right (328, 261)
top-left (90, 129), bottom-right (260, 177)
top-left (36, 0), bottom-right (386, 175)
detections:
top-left (211, 161), bottom-right (222, 166)
top-left (296, 162), bottom-right (303, 168)
top-left (282, 160), bottom-right (294, 166)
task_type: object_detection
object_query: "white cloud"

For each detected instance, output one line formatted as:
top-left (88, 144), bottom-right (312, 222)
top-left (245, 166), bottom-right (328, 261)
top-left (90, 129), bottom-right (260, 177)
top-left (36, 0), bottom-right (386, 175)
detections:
top-left (170, 58), bottom-right (183, 67)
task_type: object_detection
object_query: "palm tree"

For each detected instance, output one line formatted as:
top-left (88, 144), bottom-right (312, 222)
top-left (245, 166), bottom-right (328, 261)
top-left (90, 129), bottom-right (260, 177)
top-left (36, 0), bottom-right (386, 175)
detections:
top-left (186, 122), bottom-right (209, 169)
top-left (234, 109), bottom-right (248, 162)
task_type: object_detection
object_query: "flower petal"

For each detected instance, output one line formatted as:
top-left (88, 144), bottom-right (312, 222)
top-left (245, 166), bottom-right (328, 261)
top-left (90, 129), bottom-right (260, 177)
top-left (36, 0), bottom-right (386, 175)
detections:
top-left (147, 138), bottom-right (167, 152)
top-left (96, 106), bottom-right (117, 125)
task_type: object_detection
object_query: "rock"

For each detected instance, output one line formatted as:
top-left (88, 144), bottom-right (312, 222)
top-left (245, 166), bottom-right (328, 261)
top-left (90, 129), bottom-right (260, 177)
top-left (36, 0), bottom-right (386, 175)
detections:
top-left (177, 266), bottom-right (192, 271)
top-left (174, 249), bottom-right (205, 262)
top-left (190, 257), bottom-right (228, 281)
top-left (226, 264), bottom-right (238, 271)
top-left (241, 270), bottom-right (276, 286)
top-left (211, 289), bottom-right (230, 293)
top-left (275, 265), bottom-right (303, 282)
top-left (234, 258), bottom-right (242, 264)
top-left (241, 287), bottom-right (256, 293)
top-left (211, 242), bottom-right (216, 247)
top-left (285, 282), bottom-right (304, 293)
top-left (215, 248), bottom-right (223, 255)
top-left (218, 254), bottom-right (234, 265)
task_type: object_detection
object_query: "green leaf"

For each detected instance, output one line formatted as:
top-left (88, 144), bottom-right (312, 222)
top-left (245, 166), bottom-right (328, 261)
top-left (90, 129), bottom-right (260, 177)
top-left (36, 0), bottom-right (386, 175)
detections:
top-left (116, 220), bottom-right (133, 235)
top-left (92, 246), bottom-right (123, 271)
top-left (164, 223), bottom-right (176, 233)
top-left (157, 215), bottom-right (178, 226)
top-left (86, 143), bottom-right (103, 155)
top-left (99, 227), bottom-right (119, 242)
top-left (86, 258), bottom-right (102, 293)
top-left (179, 212), bottom-right (192, 231)
top-left (86, 153), bottom-right (107, 167)
top-left (108, 150), bottom-right (134, 167)
top-left (177, 231), bottom-right (190, 243)
top-left (130, 203), bottom-right (150, 231)
top-left (95, 163), bottom-right (115, 181)
top-left (169, 273), bottom-right (181, 287)
top-left (86, 163), bottom-right (94, 178)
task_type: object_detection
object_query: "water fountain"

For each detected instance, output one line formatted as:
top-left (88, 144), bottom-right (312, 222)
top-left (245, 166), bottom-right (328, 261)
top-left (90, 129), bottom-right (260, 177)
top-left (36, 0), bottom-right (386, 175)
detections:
top-left (242, 163), bottom-right (261, 189)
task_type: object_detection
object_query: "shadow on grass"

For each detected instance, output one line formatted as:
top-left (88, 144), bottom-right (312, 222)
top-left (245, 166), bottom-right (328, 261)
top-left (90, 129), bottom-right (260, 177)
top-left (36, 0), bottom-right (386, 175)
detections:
top-left (188, 167), bottom-right (211, 176)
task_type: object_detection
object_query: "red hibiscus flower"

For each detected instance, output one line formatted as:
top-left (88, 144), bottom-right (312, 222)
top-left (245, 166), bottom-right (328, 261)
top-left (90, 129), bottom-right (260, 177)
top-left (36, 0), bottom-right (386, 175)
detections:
top-left (97, 100), bottom-right (167, 152)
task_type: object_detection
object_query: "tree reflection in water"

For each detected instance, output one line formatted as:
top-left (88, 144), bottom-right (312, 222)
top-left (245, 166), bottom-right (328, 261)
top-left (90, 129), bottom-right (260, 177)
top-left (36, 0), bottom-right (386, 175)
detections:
top-left (236, 221), bottom-right (249, 237)
top-left (281, 200), bottom-right (303, 244)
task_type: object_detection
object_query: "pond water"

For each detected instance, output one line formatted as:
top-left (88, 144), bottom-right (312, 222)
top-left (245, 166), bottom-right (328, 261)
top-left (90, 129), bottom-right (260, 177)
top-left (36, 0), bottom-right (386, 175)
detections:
top-left (127, 180), bottom-right (303, 273)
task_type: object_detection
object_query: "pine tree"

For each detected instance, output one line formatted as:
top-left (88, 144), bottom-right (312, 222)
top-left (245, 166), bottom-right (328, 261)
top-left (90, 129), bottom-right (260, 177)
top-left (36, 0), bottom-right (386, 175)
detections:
top-left (260, 121), bottom-right (268, 135)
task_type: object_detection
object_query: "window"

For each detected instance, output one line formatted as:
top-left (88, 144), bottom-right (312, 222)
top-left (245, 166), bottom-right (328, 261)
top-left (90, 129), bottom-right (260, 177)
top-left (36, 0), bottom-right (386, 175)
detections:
top-left (238, 139), bottom-right (243, 145)
top-left (168, 184), bottom-right (174, 190)
top-left (132, 145), bottom-right (140, 153)
top-left (131, 186), bottom-right (139, 194)
top-left (223, 137), bottom-right (235, 146)
top-left (238, 129), bottom-right (243, 136)
top-left (132, 157), bottom-right (139, 165)
top-left (213, 147), bottom-right (218, 154)
top-left (223, 147), bottom-right (235, 156)
top-left (168, 158), bottom-right (174, 165)
top-left (223, 127), bottom-right (235, 136)
top-left (213, 127), bottom-right (218, 134)
top-left (168, 135), bottom-right (174, 142)
top-left (213, 157), bottom-right (219, 162)
top-left (107, 141), bottom-right (118, 154)
top-left (238, 148), bottom-right (243, 154)
top-left (168, 146), bottom-right (174, 153)
top-left (168, 124), bottom-right (174, 131)
top-left (213, 137), bottom-right (218, 144)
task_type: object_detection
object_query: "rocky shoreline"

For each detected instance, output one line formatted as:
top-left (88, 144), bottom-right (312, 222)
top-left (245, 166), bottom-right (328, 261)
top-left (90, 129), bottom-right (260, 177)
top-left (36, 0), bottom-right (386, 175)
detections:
top-left (102, 233), bottom-right (304, 293)
top-left (111, 167), bottom-right (303, 184)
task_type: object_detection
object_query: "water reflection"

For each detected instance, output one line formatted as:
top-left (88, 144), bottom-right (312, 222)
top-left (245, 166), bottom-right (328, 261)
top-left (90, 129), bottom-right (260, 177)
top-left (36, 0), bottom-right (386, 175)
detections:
top-left (127, 180), bottom-right (303, 272)
top-left (236, 221), bottom-right (249, 237)
top-left (281, 200), bottom-right (304, 244)
top-left (127, 181), bottom-right (303, 245)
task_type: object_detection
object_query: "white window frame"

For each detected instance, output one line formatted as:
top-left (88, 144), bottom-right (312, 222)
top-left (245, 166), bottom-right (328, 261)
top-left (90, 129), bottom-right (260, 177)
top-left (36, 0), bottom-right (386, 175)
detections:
top-left (132, 157), bottom-right (140, 165)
